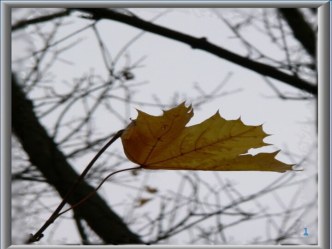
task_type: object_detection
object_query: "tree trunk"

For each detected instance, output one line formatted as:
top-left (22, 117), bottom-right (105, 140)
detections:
top-left (12, 73), bottom-right (143, 245)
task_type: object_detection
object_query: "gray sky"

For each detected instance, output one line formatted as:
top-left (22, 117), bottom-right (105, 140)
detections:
top-left (11, 8), bottom-right (318, 245)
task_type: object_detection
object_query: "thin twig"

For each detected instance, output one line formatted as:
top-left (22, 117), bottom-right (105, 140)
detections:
top-left (12, 9), bottom-right (71, 31)
top-left (27, 129), bottom-right (124, 243)
top-left (58, 166), bottom-right (142, 217)
top-left (73, 8), bottom-right (317, 95)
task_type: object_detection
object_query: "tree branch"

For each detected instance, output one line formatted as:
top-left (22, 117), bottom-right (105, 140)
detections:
top-left (73, 212), bottom-right (90, 245)
top-left (12, 73), bottom-right (143, 245)
top-left (279, 8), bottom-right (316, 59)
top-left (12, 9), bottom-right (71, 31)
top-left (73, 8), bottom-right (317, 95)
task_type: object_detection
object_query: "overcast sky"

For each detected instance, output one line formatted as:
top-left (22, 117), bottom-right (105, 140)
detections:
top-left (11, 8), bottom-right (318, 245)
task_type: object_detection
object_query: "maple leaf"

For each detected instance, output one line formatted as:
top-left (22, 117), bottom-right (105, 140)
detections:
top-left (121, 103), bottom-right (293, 172)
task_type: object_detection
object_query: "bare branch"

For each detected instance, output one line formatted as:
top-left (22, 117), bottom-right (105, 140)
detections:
top-left (12, 73), bottom-right (143, 244)
top-left (73, 8), bottom-right (317, 95)
top-left (12, 9), bottom-right (71, 31)
top-left (279, 8), bottom-right (316, 59)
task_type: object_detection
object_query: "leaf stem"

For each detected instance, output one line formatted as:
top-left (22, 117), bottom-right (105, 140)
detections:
top-left (57, 166), bottom-right (142, 217)
top-left (27, 129), bottom-right (125, 243)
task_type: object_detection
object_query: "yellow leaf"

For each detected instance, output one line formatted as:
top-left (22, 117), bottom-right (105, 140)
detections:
top-left (121, 102), bottom-right (293, 172)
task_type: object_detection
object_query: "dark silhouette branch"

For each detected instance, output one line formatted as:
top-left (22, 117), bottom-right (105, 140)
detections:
top-left (26, 129), bottom-right (128, 243)
top-left (12, 73), bottom-right (143, 245)
top-left (12, 9), bottom-right (71, 31)
top-left (73, 212), bottom-right (90, 245)
top-left (73, 8), bottom-right (317, 95)
top-left (279, 8), bottom-right (316, 59)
